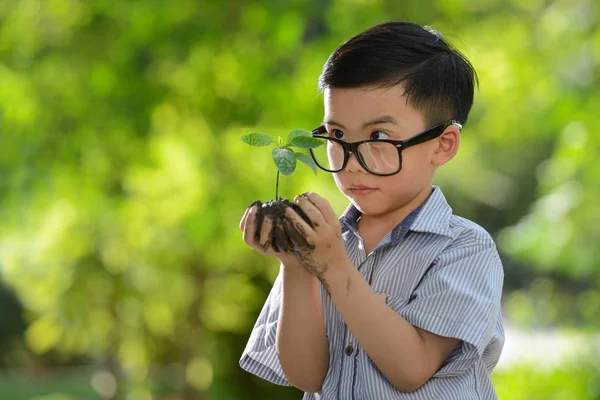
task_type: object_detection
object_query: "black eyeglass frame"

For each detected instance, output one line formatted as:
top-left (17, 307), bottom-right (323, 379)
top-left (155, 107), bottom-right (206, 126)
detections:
top-left (309, 119), bottom-right (463, 176)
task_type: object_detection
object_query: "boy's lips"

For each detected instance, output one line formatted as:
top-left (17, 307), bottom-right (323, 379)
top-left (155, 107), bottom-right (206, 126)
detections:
top-left (348, 185), bottom-right (377, 195)
top-left (349, 184), bottom-right (375, 190)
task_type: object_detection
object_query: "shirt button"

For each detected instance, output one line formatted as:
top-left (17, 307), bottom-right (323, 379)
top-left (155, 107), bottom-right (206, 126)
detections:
top-left (344, 343), bottom-right (354, 356)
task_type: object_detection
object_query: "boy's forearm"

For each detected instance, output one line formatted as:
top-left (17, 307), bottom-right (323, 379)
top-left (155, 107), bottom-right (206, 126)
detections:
top-left (276, 262), bottom-right (329, 393)
top-left (322, 259), bottom-right (436, 392)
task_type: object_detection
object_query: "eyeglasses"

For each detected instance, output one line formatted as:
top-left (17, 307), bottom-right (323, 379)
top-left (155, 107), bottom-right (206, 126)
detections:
top-left (309, 119), bottom-right (462, 176)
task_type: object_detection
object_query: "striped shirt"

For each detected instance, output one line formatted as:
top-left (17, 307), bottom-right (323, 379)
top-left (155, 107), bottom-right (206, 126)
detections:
top-left (240, 186), bottom-right (505, 399)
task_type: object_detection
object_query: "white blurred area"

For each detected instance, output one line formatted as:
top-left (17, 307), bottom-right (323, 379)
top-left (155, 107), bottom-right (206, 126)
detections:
top-left (496, 323), bottom-right (591, 370)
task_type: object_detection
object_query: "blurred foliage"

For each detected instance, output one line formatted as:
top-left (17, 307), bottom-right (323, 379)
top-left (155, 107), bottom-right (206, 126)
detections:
top-left (492, 359), bottom-right (600, 400)
top-left (0, 0), bottom-right (598, 398)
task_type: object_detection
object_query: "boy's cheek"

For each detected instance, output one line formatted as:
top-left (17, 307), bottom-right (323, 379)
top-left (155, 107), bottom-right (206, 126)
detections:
top-left (332, 174), bottom-right (348, 191)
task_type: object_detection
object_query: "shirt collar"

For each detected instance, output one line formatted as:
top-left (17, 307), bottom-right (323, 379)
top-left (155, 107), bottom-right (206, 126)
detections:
top-left (340, 203), bottom-right (361, 234)
top-left (339, 185), bottom-right (452, 238)
top-left (409, 186), bottom-right (453, 237)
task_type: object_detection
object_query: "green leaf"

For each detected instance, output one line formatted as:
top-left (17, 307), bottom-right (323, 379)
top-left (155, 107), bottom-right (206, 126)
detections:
top-left (241, 132), bottom-right (275, 146)
top-left (295, 152), bottom-right (317, 175)
top-left (272, 148), bottom-right (297, 176)
top-left (288, 136), bottom-right (325, 149)
top-left (286, 129), bottom-right (312, 145)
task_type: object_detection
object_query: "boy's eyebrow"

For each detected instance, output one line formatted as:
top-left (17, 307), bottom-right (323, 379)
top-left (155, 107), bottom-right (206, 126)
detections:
top-left (363, 115), bottom-right (398, 127)
top-left (323, 115), bottom-right (399, 129)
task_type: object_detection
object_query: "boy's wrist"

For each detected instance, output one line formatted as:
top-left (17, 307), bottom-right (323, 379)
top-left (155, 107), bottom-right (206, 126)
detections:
top-left (281, 259), bottom-right (316, 280)
top-left (318, 258), bottom-right (355, 294)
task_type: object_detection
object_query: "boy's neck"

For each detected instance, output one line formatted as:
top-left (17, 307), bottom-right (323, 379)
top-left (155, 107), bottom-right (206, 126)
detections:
top-left (357, 185), bottom-right (433, 237)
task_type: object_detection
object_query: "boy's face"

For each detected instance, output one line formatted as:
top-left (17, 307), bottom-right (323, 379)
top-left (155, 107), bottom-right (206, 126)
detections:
top-left (323, 86), bottom-right (450, 218)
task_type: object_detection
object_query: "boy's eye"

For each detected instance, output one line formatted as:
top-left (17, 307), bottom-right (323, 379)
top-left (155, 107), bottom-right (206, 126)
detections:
top-left (370, 131), bottom-right (390, 140)
top-left (331, 129), bottom-right (345, 139)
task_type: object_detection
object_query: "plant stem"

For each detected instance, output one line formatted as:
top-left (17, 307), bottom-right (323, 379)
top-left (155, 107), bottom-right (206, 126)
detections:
top-left (276, 170), bottom-right (280, 200)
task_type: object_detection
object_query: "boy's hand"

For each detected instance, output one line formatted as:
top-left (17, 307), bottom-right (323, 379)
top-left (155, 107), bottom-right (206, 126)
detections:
top-left (284, 192), bottom-right (347, 280)
top-left (239, 204), bottom-right (300, 267)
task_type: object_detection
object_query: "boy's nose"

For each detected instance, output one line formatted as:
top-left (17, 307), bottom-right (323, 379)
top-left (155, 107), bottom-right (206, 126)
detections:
top-left (345, 151), bottom-right (367, 173)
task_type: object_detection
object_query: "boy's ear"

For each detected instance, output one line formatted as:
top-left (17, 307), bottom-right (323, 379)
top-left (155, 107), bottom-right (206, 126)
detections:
top-left (431, 125), bottom-right (460, 167)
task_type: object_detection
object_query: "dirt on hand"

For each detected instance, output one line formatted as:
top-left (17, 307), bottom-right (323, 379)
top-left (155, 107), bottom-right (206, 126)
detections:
top-left (250, 198), bottom-right (313, 253)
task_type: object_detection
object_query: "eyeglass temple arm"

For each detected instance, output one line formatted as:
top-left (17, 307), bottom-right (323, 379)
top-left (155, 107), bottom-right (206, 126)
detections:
top-left (402, 120), bottom-right (462, 148)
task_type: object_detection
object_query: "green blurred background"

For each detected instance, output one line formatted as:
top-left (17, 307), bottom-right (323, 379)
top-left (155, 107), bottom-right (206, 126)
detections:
top-left (0, 0), bottom-right (599, 399)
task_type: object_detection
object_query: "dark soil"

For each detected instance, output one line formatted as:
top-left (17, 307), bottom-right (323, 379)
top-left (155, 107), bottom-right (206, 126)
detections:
top-left (250, 198), bottom-right (313, 252)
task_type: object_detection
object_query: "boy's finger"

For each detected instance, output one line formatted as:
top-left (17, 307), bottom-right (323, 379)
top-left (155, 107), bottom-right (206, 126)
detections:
top-left (239, 207), bottom-right (251, 231)
top-left (285, 207), bottom-right (315, 243)
top-left (304, 192), bottom-right (338, 226)
top-left (294, 195), bottom-right (326, 229)
top-left (242, 206), bottom-right (258, 246)
top-left (259, 216), bottom-right (274, 250)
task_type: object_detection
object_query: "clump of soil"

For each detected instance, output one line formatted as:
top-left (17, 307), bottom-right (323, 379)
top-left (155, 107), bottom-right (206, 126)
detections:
top-left (250, 198), bottom-right (313, 252)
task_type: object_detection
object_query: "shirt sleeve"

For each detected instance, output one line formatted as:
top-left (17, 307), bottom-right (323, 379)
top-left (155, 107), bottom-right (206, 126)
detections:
top-left (239, 270), bottom-right (291, 386)
top-left (397, 239), bottom-right (504, 376)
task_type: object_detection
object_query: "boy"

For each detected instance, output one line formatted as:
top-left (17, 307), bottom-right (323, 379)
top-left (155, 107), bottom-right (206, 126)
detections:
top-left (239, 21), bottom-right (504, 399)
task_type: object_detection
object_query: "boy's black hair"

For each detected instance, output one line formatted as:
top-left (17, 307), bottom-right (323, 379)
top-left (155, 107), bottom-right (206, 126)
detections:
top-left (318, 22), bottom-right (478, 127)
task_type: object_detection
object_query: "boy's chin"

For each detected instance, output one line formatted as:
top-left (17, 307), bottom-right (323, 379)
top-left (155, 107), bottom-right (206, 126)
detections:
top-left (349, 193), bottom-right (416, 219)
top-left (349, 197), bottom-right (388, 216)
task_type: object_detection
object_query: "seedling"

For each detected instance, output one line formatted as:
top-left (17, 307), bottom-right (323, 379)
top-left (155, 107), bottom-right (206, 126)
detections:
top-left (241, 129), bottom-right (323, 200)
top-left (241, 129), bottom-right (324, 252)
